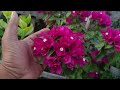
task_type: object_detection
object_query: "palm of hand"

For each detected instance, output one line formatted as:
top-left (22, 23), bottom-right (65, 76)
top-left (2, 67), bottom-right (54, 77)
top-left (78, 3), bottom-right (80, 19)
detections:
top-left (1, 11), bottom-right (49, 79)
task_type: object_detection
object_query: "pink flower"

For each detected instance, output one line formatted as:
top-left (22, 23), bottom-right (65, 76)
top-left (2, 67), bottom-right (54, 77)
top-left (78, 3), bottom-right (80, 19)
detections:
top-left (66, 17), bottom-right (72, 24)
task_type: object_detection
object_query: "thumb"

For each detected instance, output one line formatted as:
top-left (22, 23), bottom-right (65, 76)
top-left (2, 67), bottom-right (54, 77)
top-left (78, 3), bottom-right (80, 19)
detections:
top-left (3, 11), bottom-right (19, 41)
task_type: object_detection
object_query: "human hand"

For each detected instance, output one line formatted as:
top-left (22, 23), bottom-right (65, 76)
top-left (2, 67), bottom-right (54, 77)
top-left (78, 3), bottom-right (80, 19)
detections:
top-left (0, 11), bottom-right (49, 79)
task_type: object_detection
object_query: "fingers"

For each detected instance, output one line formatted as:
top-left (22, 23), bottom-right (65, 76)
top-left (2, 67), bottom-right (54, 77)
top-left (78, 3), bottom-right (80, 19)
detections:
top-left (23, 28), bottom-right (50, 46)
top-left (2, 11), bottom-right (19, 42)
top-left (26, 28), bottom-right (50, 39)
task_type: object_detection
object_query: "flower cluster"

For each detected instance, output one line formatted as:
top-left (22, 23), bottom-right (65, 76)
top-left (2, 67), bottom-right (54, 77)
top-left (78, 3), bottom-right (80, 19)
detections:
top-left (32, 26), bottom-right (85, 74)
top-left (71, 11), bottom-right (112, 26)
top-left (91, 11), bottom-right (112, 26)
top-left (36, 11), bottom-right (120, 79)
top-left (101, 27), bottom-right (120, 51)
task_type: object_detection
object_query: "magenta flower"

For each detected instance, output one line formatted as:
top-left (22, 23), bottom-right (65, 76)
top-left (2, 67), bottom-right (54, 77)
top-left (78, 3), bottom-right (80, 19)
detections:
top-left (44, 56), bottom-right (56, 67)
top-left (98, 16), bottom-right (112, 26)
top-left (44, 56), bottom-right (62, 74)
top-left (33, 36), bottom-right (54, 56)
top-left (102, 56), bottom-right (108, 64)
top-left (71, 11), bottom-right (80, 16)
top-left (90, 50), bottom-right (100, 64)
top-left (87, 71), bottom-right (99, 79)
top-left (62, 55), bottom-right (72, 64)
top-left (90, 50), bottom-right (109, 65)
top-left (114, 41), bottom-right (120, 51)
top-left (79, 11), bottom-right (91, 21)
top-left (91, 11), bottom-right (112, 26)
top-left (54, 42), bottom-right (67, 56)
top-left (90, 50), bottom-right (99, 55)
top-left (76, 58), bottom-right (87, 68)
top-left (32, 44), bottom-right (41, 55)
top-left (67, 58), bottom-right (76, 70)
top-left (66, 17), bottom-right (72, 24)
top-left (49, 26), bottom-right (72, 38)
top-left (101, 27), bottom-right (114, 44)
top-left (113, 30), bottom-right (120, 42)
top-left (91, 11), bottom-right (100, 20)
top-left (80, 11), bottom-right (91, 17)
top-left (32, 25), bottom-right (84, 74)
top-left (90, 50), bottom-right (106, 65)
top-left (50, 61), bottom-right (62, 74)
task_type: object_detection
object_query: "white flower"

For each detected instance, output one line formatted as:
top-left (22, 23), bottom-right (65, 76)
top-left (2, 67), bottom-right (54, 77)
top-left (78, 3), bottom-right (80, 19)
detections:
top-left (105, 32), bottom-right (109, 35)
top-left (60, 47), bottom-right (64, 51)
top-left (43, 38), bottom-right (47, 42)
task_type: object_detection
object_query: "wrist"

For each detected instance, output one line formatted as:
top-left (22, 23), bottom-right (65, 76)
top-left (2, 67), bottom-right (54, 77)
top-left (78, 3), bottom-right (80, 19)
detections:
top-left (0, 64), bottom-right (17, 79)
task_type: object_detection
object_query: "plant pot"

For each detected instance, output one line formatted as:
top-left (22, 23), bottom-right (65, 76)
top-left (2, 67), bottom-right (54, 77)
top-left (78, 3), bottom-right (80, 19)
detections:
top-left (39, 71), bottom-right (66, 79)
top-left (110, 66), bottom-right (120, 78)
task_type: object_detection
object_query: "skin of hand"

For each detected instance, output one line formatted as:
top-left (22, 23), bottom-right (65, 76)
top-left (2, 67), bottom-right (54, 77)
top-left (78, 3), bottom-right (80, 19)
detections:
top-left (0, 11), bottom-right (49, 79)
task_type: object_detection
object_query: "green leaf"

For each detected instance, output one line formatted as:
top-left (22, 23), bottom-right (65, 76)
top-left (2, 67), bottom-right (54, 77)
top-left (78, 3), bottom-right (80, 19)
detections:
top-left (18, 27), bottom-right (24, 38)
top-left (56, 19), bottom-right (61, 26)
top-left (0, 29), bottom-right (4, 37)
top-left (19, 14), bottom-right (31, 25)
top-left (26, 14), bottom-right (31, 25)
top-left (49, 16), bottom-right (57, 21)
top-left (24, 24), bottom-right (34, 36)
top-left (87, 31), bottom-right (95, 38)
top-left (2, 11), bottom-right (12, 19)
top-left (95, 42), bottom-right (105, 50)
top-left (96, 49), bottom-right (106, 62)
top-left (43, 14), bottom-right (49, 21)
top-left (113, 52), bottom-right (120, 61)
top-left (19, 18), bottom-right (27, 28)
top-left (19, 15), bottom-right (26, 22)
top-left (83, 63), bottom-right (99, 72)
top-left (47, 20), bottom-right (54, 28)
top-left (37, 56), bottom-right (44, 64)
top-left (105, 44), bottom-right (113, 49)
top-left (66, 11), bottom-right (71, 17)
top-left (0, 19), bottom-right (7, 28)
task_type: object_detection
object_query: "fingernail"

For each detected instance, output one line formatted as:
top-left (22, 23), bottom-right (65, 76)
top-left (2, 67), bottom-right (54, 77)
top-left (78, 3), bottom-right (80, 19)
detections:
top-left (10, 11), bottom-right (15, 20)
